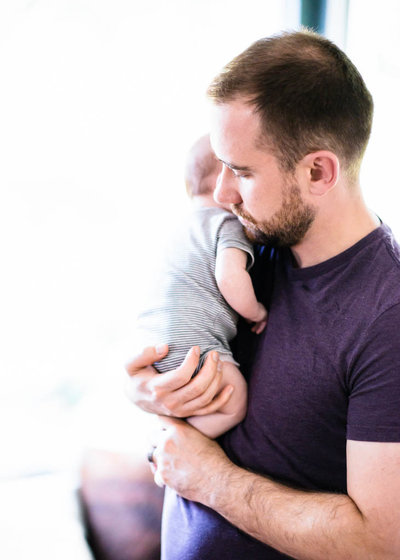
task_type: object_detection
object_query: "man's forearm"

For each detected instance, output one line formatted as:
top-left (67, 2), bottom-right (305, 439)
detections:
top-left (200, 463), bottom-right (389, 560)
top-left (154, 419), bottom-right (398, 560)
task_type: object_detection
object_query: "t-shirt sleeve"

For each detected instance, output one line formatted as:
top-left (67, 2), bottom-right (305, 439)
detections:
top-left (216, 215), bottom-right (255, 270)
top-left (347, 302), bottom-right (400, 442)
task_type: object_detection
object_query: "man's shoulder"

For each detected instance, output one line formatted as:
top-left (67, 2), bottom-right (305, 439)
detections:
top-left (379, 223), bottom-right (400, 268)
top-left (368, 224), bottom-right (400, 303)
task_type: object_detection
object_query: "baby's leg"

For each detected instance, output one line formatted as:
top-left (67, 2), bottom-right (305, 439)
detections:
top-left (216, 359), bottom-right (248, 417)
top-left (187, 358), bottom-right (248, 438)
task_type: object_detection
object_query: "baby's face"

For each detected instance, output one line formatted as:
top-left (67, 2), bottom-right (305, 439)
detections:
top-left (192, 192), bottom-right (232, 213)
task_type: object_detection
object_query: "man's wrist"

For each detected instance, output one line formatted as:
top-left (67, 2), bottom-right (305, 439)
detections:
top-left (204, 458), bottom-right (244, 511)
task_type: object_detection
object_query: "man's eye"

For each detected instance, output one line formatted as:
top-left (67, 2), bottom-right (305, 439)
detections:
top-left (234, 171), bottom-right (249, 179)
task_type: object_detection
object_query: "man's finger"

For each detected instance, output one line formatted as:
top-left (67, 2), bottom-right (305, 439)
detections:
top-left (155, 346), bottom-right (200, 390)
top-left (184, 385), bottom-right (234, 417)
top-left (154, 470), bottom-right (165, 488)
top-left (172, 350), bottom-right (220, 401)
top-left (125, 344), bottom-right (169, 376)
top-left (177, 360), bottom-right (224, 414)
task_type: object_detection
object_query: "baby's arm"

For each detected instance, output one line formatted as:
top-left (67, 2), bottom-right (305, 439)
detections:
top-left (215, 247), bottom-right (267, 334)
top-left (187, 247), bottom-right (265, 438)
top-left (186, 359), bottom-right (247, 438)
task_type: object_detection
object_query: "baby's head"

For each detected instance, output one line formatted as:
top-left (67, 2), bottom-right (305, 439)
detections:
top-left (184, 134), bottom-right (222, 204)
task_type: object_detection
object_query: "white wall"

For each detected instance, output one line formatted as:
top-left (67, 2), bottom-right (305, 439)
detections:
top-left (346, 0), bottom-right (400, 233)
top-left (0, 0), bottom-right (293, 477)
top-left (0, 0), bottom-right (399, 479)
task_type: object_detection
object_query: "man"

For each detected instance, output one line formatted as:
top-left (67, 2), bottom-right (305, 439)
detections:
top-left (125, 30), bottom-right (400, 559)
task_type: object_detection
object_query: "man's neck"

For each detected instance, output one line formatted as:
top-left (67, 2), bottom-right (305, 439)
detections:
top-left (290, 195), bottom-right (380, 268)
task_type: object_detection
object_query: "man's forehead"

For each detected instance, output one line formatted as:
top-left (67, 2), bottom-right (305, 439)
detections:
top-left (209, 102), bottom-right (265, 163)
top-left (209, 99), bottom-right (258, 129)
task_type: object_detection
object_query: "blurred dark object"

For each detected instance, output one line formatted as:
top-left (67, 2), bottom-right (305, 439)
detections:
top-left (301, 0), bottom-right (327, 34)
top-left (79, 449), bottom-right (164, 560)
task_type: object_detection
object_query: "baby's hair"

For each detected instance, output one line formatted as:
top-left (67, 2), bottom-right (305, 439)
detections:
top-left (185, 134), bottom-right (221, 197)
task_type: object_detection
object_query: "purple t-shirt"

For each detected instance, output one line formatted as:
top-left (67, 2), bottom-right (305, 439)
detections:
top-left (162, 224), bottom-right (400, 559)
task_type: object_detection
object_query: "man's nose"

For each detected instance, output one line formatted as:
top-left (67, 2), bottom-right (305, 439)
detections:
top-left (213, 165), bottom-right (242, 205)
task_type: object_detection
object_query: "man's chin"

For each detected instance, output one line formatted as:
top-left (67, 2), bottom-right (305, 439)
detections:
top-left (243, 225), bottom-right (287, 247)
top-left (243, 225), bottom-right (268, 244)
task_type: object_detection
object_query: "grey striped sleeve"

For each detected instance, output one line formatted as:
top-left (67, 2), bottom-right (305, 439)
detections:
top-left (216, 215), bottom-right (255, 270)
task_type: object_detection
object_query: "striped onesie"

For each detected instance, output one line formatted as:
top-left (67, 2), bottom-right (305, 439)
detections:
top-left (136, 206), bottom-right (254, 373)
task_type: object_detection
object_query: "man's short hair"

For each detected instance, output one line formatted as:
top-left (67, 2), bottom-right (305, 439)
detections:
top-left (207, 30), bottom-right (373, 179)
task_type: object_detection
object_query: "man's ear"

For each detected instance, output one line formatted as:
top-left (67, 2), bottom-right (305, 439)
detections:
top-left (301, 151), bottom-right (339, 196)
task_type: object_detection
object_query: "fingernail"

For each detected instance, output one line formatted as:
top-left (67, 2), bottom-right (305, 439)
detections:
top-left (193, 346), bottom-right (200, 357)
top-left (212, 351), bottom-right (219, 362)
top-left (156, 343), bottom-right (167, 355)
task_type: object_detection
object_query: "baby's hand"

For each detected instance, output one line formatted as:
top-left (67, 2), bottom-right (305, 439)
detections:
top-left (250, 302), bottom-right (268, 334)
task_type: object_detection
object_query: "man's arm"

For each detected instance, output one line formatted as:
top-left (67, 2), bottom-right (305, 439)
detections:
top-left (125, 344), bottom-right (234, 418)
top-left (151, 417), bottom-right (400, 560)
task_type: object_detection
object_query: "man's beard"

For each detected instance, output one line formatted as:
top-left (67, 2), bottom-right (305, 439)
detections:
top-left (232, 183), bottom-right (316, 247)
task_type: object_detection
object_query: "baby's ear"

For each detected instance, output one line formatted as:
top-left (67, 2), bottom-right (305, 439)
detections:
top-left (302, 151), bottom-right (339, 196)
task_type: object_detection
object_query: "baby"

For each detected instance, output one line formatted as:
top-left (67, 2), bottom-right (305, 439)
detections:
top-left (136, 135), bottom-right (267, 438)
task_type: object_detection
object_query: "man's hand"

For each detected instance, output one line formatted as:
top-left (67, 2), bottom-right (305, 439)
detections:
top-left (150, 416), bottom-right (233, 503)
top-left (125, 344), bottom-right (234, 418)
top-left (149, 418), bottom-right (400, 560)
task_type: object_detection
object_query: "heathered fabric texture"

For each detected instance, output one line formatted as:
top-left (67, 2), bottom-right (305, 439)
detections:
top-left (136, 206), bottom-right (254, 372)
top-left (162, 223), bottom-right (400, 559)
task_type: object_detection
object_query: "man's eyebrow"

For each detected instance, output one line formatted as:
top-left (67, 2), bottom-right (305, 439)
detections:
top-left (218, 158), bottom-right (252, 172)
